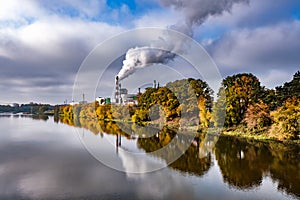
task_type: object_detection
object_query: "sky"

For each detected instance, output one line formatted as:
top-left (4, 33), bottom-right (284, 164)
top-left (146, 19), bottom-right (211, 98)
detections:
top-left (0, 0), bottom-right (300, 104)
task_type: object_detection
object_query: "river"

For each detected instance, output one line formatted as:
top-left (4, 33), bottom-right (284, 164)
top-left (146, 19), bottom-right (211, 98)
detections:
top-left (0, 114), bottom-right (299, 200)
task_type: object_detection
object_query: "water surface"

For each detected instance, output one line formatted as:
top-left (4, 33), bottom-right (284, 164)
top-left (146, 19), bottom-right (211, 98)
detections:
top-left (0, 115), bottom-right (299, 200)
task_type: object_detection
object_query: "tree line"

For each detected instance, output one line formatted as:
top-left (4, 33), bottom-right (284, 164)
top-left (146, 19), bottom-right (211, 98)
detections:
top-left (0, 103), bottom-right (53, 115)
top-left (57, 71), bottom-right (299, 141)
top-left (213, 71), bottom-right (299, 140)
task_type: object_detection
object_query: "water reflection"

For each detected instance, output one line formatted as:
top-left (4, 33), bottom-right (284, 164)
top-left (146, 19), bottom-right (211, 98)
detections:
top-left (215, 136), bottom-right (300, 197)
top-left (57, 116), bottom-right (214, 175)
top-left (0, 116), bottom-right (197, 200)
top-left (0, 113), bottom-right (49, 121)
top-left (58, 116), bottom-right (300, 198)
top-left (0, 115), bottom-right (299, 199)
top-left (137, 128), bottom-right (213, 177)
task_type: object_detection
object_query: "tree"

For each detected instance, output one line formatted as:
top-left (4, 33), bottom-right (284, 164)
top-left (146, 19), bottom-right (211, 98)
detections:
top-left (211, 88), bottom-right (226, 128)
top-left (198, 97), bottom-right (211, 128)
top-left (275, 71), bottom-right (300, 106)
top-left (134, 78), bottom-right (213, 127)
top-left (166, 78), bottom-right (213, 127)
top-left (270, 97), bottom-right (300, 140)
top-left (132, 109), bottom-right (150, 123)
top-left (135, 87), bottom-right (180, 121)
top-left (260, 88), bottom-right (278, 111)
top-left (220, 73), bottom-right (263, 127)
top-left (243, 100), bottom-right (272, 132)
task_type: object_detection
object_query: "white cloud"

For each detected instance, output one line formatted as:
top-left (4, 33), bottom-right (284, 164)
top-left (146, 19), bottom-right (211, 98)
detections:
top-left (188, 0), bottom-right (300, 89)
top-left (0, 0), bottom-right (300, 103)
top-left (0, 1), bottom-right (126, 104)
top-left (201, 0), bottom-right (300, 30)
top-left (134, 9), bottom-right (181, 28)
top-left (211, 20), bottom-right (300, 69)
top-left (258, 69), bottom-right (292, 89)
top-left (0, 0), bottom-right (43, 22)
top-left (2, 17), bottom-right (124, 58)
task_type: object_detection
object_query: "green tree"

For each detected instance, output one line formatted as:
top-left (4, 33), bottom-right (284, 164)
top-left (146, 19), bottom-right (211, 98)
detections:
top-left (211, 88), bottom-right (226, 127)
top-left (275, 71), bottom-right (300, 106)
top-left (220, 73), bottom-right (263, 127)
top-left (134, 78), bottom-right (213, 127)
top-left (166, 78), bottom-right (213, 127)
top-left (260, 88), bottom-right (278, 111)
top-left (134, 86), bottom-right (180, 122)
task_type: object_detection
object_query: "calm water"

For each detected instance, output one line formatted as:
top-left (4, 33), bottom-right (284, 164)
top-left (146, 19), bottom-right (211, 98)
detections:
top-left (0, 114), bottom-right (299, 200)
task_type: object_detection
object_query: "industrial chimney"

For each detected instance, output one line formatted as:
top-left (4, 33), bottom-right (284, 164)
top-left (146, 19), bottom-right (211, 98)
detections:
top-left (119, 83), bottom-right (122, 104)
top-left (115, 76), bottom-right (119, 104)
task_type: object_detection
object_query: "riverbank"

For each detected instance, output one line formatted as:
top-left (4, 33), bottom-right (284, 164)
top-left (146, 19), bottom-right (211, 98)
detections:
top-left (221, 129), bottom-right (300, 146)
top-left (136, 120), bottom-right (300, 146)
top-left (55, 103), bottom-right (299, 146)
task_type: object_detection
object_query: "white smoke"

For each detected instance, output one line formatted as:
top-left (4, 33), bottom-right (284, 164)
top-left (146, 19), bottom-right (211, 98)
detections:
top-left (117, 0), bottom-right (249, 80)
top-left (118, 47), bottom-right (176, 81)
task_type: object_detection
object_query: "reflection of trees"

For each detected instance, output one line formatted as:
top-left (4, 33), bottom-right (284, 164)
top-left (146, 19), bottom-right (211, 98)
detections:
top-left (32, 115), bottom-right (49, 121)
top-left (215, 136), bottom-right (300, 197)
top-left (58, 116), bottom-right (131, 138)
top-left (137, 127), bottom-right (212, 177)
top-left (57, 116), bottom-right (299, 197)
top-left (137, 126), bottom-right (177, 151)
top-left (215, 137), bottom-right (271, 189)
top-left (268, 143), bottom-right (300, 197)
top-left (169, 146), bottom-right (212, 177)
top-left (0, 114), bottom-right (49, 121)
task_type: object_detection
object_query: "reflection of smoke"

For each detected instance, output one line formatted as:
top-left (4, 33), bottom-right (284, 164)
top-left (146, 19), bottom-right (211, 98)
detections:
top-left (118, 149), bottom-right (165, 175)
top-left (117, 0), bottom-right (249, 80)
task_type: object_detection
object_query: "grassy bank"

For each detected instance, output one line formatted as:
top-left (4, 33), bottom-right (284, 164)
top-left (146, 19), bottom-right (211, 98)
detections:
top-left (221, 129), bottom-right (300, 146)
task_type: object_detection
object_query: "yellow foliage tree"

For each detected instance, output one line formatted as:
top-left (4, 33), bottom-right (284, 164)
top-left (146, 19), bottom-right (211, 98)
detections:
top-left (270, 97), bottom-right (300, 140)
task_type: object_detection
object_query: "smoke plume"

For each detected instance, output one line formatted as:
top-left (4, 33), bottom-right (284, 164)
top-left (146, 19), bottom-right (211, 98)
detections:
top-left (117, 0), bottom-right (249, 80)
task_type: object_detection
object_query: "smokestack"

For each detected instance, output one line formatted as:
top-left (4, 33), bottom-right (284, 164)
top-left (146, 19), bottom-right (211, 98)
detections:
top-left (154, 80), bottom-right (156, 89)
top-left (119, 83), bottom-right (122, 104)
top-left (115, 76), bottom-right (119, 104)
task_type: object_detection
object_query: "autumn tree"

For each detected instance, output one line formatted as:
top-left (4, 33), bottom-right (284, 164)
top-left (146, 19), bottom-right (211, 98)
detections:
top-left (133, 87), bottom-right (180, 122)
top-left (166, 78), bottom-right (213, 127)
top-left (243, 100), bottom-right (272, 132)
top-left (270, 97), bottom-right (300, 140)
top-left (219, 73), bottom-right (263, 127)
top-left (133, 78), bottom-right (213, 127)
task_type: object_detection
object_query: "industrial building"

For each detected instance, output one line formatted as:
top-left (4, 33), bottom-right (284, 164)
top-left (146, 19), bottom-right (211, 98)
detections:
top-left (96, 76), bottom-right (159, 105)
top-left (114, 76), bottom-right (138, 105)
top-left (96, 97), bottom-right (111, 105)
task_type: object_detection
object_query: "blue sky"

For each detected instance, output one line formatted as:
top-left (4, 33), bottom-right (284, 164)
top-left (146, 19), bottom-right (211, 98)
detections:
top-left (0, 0), bottom-right (300, 104)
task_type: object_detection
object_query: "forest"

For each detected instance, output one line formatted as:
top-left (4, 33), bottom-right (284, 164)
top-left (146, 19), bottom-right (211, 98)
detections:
top-left (0, 103), bottom-right (53, 115)
top-left (57, 71), bottom-right (300, 142)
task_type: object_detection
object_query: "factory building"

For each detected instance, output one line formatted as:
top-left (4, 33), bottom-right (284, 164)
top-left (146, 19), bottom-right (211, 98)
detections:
top-left (95, 76), bottom-right (158, 105)
top-left (96, 97), bottom-right (111, 105)
top-left (114, 76), bottom-right (138, 105)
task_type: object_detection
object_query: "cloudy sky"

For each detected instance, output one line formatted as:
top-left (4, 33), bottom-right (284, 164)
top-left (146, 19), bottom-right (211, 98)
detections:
top-left (1, 0), bottom-right (300, 104)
